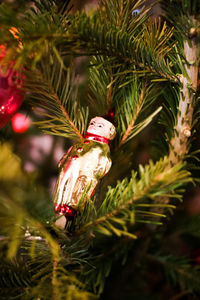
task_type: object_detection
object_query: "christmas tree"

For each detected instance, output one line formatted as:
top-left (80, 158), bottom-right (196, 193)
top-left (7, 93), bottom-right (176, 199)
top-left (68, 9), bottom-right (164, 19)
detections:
top-left (0, 0), bottom-right (200, 299)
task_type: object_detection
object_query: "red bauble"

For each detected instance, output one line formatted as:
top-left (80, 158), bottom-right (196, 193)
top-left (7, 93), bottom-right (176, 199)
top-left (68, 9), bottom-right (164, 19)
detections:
top-left (12, 113), bottom-right (30, 133)
top-left (55, 204), bottom-right (77, 220)
top-left (0, 68), bottom-right (24, 128)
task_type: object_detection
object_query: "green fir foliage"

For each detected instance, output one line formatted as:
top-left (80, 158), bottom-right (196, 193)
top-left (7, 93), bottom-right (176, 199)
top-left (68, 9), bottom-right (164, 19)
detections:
top-left (26, 54), bottom-right (88, 140)
top-left (0, 0), bottom-right (199, 299)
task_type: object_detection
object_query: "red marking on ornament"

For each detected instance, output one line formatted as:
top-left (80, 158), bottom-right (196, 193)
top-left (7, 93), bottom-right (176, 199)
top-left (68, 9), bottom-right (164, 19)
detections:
top-left (55, 204), bottom-right (77, 219)
top-left (84, 140), bottom-right (90, 144)
top-left (77, 147), bottom-right (83, 152)
top-left (12, 113), bottom-right (30, 133)
top-left (84, 132), bottom-right (109, 144)
top-left (72, 155), bottom-right (78, 160)
top-left (55, 204), bottom-right (60, 211)
top-left (90, 189), bottom-right (96, 198)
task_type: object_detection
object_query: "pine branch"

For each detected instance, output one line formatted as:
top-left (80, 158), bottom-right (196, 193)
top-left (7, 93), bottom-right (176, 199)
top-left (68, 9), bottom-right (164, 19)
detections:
top-left (118, 88), bottom-right (144, 147)
top-left (106, 72), bottom-right (113, 108)
top-left (151, 12), bottom-right (199, 217)
top-left (0, 144), bottom-right (99, 299)
top-left (52, 259), bottom-right (59, 300)
top-left (115, 80), bottom-right (162, 146)
top-left (0, 0), bottom-right (71, 68)
top-left (69, 12), bottom-right (176, 82)
top-left (116, 0), bottom-right (124, 28)
top-left (73, 158), bottom-right (191, 238)
top-left (26, 55), bottom-right (87, 140)
top-left (169, 27), bottom-right (199, 165)
top-left (1, 1), bottom-right (199, 298)
top-left (47, 82), bottom-right (84, 142)
top-left (87, 56), bottom-right (120, 115)
top-left (24, 246), bottom-right (94, 300)
top-left (145, 253), bottom-right (200, 293)
top-left (99, 0), bottom-right (147, 33)
top-left (0, 259), bottom-right (31, 299)
top-left (0, 0), bottom-right (177, 83)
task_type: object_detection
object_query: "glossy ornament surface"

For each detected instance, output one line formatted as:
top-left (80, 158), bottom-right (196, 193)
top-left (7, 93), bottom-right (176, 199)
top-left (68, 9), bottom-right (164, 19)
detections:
top-left (53, 117), bottom-right (116, 228)
top-left (0, 41), bottom-right (24, 129)
top-left (0, 68), bottom-right (24, 128)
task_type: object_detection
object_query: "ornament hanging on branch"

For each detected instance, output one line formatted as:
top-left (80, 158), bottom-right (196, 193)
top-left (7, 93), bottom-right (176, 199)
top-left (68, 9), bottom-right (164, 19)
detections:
top-left (0, 66), bottom-right (24, 128)
top-left (0, 28), bottom-right (24, 129)
top-left (54, 116), bottom-right (116, 230)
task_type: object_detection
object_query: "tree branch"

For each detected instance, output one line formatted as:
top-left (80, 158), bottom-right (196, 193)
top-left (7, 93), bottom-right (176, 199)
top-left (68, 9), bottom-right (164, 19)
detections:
top-left (106, 73), bottom-right (113, 108)
top-left (118, 88), bottom-right (144, 147)
top-left (52, 90), bottom-right (84, 142)
top-left (150, 19), bottom-right (199, 221)
top-left (168, 29), bottom-right (198, 165)
top-left (72, 166), bottom-right (176, 237)
top-left (116, 0), bottom-right (124, 28)
top-left (33, 69), bottom-right (84, 141)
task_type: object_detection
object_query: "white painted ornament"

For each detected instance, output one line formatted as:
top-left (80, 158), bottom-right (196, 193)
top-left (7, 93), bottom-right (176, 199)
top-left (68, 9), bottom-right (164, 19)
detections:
top-left (53, 117), bottom-right (116, 229)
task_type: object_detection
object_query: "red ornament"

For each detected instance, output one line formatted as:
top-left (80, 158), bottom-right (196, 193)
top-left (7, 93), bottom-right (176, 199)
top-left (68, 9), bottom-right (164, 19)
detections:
top-left (0, 68), bottom-right (24, 129)
top-left (0, 36), bottom-right (24, 129)
top-left (12, 112), bottom-right (30, 133)
top-left (55, 204), bottom-right (77, 220)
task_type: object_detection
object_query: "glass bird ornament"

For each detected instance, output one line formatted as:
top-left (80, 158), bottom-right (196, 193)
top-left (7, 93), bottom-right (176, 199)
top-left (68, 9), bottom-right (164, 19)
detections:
top-left (53, 116), bottom-right (116, 230)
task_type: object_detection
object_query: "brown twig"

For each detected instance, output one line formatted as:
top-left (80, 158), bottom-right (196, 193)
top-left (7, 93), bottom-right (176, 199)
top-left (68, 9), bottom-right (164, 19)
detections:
top-left (117, 0), bottom-right (124, 28)
top-left (106, 73), bottom-right (113, 108)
